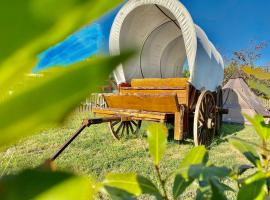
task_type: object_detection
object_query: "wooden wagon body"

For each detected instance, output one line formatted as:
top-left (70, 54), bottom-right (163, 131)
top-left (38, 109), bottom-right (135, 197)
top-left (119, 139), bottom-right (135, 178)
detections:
top-left (93, 77), bottom-right (225, 146)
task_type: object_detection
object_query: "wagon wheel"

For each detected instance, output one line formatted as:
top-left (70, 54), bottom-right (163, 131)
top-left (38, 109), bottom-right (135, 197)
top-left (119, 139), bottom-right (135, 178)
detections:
top-left (109, 120), bottom-right (142, 140)
top-left (193, 91), bottom-right (216, 146)
top-left (215, 87), bottom-right (223, 135)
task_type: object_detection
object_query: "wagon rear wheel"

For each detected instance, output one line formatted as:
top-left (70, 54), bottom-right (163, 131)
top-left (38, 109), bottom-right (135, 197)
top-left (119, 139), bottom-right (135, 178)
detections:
top-left (193, 91), bottom-right (216, 146)
top-left (109, 120), bottom-right (142, 140)
top-left (215, 87), bottom-right (223, 135)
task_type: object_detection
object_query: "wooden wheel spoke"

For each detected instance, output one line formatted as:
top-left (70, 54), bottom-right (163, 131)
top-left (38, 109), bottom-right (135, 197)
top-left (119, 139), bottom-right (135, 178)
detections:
top-left (198, 118), bottom-right (204, 126)
top-left (121, 123), bottom-right (126, 137)
top-left (115, 122), bottom-right (124, 134)
top-left (112, 120), bottom-right (120, 127)
top-left (208, 102), bottom-right (215, 113)
top-left (126, 122), bottom-right (130, 136)
top-left (129, 122), bottom-right (134, 133)
top-left (194, 91), bottom-right (216, 146)
top-left (131, 120), bottom-right (137, 126)
top-left (109, 120), bottom-right (142, 140)
top-left (199, 110), bottom-right (205, 119)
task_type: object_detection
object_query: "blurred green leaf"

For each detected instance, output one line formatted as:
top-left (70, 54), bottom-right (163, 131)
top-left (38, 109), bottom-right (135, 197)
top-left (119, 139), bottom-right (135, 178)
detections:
top-left (178, 146), bottom-right (208, 179)
top-left (102, 173), bottom-right (162, 199)
top-left (0, 169), bottom-right (96, 200)
top-left (146, 123), bottom-right (168, 166)
top-left (102, 187), bottom-right (136, 200)
top-left (237, 172), bottom-right (266, 200)
top-left (188, 165), bottom-right (231, 180)
top-left (229, 138), bottom-right (262, 169)
top-left (243, 114), bottom-right (270, 141)
top-left (209, 177), bottom-right (234, 200)
top-left (196, 189), bottom-right (206, 200)
top-left (0, 0), bottom-right (122, 60)
top-left (0, 53), bottom-right (131, 148)
top-left (29, 0), bottom-right (88, 23)
top-left (237, 165), bottom-right (254, 176)
top-left (195, 187), bottom-right (212, 200)
top-left (209, 179), bottom-right (227, 200)
top-left (0, 0), bottom-right (123, 95)
top-left (173, 174), bottom-right (193, 199)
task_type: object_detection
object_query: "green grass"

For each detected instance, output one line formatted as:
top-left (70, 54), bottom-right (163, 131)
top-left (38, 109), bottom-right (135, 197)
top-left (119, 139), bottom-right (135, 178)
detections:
top-left (248, 79), bottom-right (270, 98)
top-left (0, 113), bottom-right (259, 199)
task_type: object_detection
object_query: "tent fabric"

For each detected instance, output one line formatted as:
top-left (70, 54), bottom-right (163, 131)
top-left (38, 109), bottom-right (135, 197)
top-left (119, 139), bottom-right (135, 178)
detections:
top-left (109, 0), bottom-right (224, 91)
top-left (223, 77), bottom-right (270, 124)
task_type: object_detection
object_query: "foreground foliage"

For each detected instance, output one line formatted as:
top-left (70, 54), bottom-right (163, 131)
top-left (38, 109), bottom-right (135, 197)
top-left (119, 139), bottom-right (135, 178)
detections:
top-left (2, 115), bottom-right (269, 200)
top-left (0, 0), bottom-right (125, 199)
top-left (1, 1), bottom-right (270, 200)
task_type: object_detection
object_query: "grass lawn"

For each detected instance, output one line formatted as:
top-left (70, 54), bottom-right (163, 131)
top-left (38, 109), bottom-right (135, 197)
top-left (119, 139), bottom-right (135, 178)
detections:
top-left (0, 112), bottom-right (259, 199)
top-left (248, 79), bottom-right (270, 98)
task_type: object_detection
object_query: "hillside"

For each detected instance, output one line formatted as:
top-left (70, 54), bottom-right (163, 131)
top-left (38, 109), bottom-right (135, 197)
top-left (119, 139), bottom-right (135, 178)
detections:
top-left (242, 66), bottom-right (270, 81)
top-left (225, 66), bottom-right (270, 99)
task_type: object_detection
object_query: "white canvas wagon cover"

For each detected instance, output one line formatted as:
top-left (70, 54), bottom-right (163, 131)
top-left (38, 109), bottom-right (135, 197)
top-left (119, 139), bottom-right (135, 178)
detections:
top-left (110, 0), bottom-right (224, 91)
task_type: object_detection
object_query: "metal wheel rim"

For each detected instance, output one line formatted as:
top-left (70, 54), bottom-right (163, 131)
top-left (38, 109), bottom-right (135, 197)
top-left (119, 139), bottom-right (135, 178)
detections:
top-left (194, 91), bottom-right (216, 146)
top-left (109, 120), bottom-right (142, 140)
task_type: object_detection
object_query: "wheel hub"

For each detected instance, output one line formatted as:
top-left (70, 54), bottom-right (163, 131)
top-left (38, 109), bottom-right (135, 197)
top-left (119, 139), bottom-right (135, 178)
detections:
top-left (207, 118), bottom-right (215, 129)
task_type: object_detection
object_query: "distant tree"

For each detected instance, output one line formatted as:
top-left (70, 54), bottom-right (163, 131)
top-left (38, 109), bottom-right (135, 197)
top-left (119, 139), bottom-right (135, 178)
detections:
top-left (266, 62), bottom-right (270, 72)
top-left (223, 41), bottom-right (268, 85)
top-left (231, 41), bottom-right (267, 67)
top-left (182, 69), bottom-right (190, 78)
top-left (224, 64), bottom-right (238, 84)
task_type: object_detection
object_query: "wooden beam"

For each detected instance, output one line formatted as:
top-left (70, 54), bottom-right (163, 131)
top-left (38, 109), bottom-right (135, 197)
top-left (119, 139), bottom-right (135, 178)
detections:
top-left (104, 94), bottom-right (179, 113)
top-left (174, 106), bottom-right (185, 141)
top-left (131, 78), bottom-right (189, 88)
top-left (92, 107), bottom-right (172, 122)
top-left (121, 87), bottom-right (186, 90)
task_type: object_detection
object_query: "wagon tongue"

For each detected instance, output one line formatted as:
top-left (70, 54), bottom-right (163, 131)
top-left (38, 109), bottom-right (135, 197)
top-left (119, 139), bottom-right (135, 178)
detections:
top-left (48, 116), bottom-right (122, 161)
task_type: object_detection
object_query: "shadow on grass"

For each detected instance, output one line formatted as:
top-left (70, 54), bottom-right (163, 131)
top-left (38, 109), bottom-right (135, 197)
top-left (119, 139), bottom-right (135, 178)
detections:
top-left (140, 121), bottom-right (245, 147)
top-left (210, 123), bottom-right (245, 147)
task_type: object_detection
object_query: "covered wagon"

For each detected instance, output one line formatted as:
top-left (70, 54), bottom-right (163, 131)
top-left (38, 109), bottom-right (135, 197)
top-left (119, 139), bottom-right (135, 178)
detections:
top-left (50, 0), bottom-right (226, 161)
top-left (93, 0), bottom-right (225, 146)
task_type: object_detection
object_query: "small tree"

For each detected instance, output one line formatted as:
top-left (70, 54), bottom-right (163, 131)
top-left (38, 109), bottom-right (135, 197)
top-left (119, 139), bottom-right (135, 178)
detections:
top-left (231, 41), bottom-right (267, 67)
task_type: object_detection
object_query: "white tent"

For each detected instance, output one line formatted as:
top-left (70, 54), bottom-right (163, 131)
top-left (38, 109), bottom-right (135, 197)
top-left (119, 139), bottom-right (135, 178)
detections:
top-left (109, 0), bottom-right (224, 91)
top-left (223, 76), bottom-right (270, 124)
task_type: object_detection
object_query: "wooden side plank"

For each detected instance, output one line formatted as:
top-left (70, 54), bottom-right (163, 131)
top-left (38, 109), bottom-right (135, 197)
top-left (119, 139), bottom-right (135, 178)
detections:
top-left (120, 89), bottom-right (188, 105)
top-left (104, 94), bottom-right (179, 113)
top-left (92, 107), bottom-right (171, 122)
top-left (120, 89), bottom-right (186, 96)
top-left (120, 87), bottom-right (186, 90)
top-left (131, 78), bottom-right (189, 88)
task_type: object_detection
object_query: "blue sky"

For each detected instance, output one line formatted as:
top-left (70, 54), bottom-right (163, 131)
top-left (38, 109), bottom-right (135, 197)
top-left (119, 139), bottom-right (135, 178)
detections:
top-left (180, 0), bottom-right (270, 66)
top-left (36, 0), bottom-right (270, 71)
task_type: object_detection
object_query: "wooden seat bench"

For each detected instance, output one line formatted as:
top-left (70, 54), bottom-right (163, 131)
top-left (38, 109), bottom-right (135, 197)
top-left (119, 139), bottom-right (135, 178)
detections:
top-left (103, 93), bottom-right (179, 113)
top-left (120, 78), bottom-right (189, 105)
top-left (93, 77), bottom-right (190, 140)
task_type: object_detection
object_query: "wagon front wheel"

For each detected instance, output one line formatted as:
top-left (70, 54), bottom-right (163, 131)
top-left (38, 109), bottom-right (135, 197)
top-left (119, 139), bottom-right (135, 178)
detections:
top-left (193, 91), bottom-right (216, 146)
top-left (109, 120), bottom-right (142, 140)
